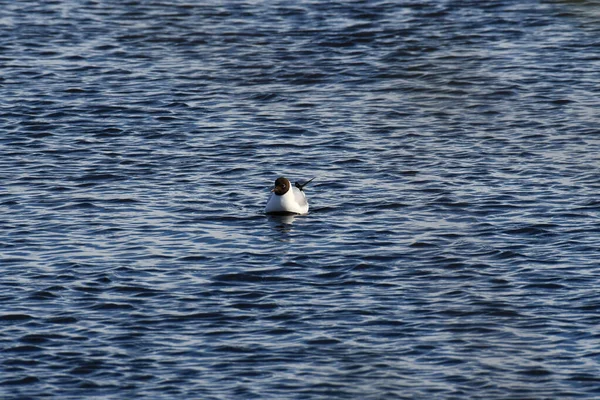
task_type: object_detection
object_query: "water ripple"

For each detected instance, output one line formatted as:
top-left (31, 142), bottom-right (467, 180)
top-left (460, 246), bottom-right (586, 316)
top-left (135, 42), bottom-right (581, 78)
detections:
top-left (1, 0), bottom-right (600, 399)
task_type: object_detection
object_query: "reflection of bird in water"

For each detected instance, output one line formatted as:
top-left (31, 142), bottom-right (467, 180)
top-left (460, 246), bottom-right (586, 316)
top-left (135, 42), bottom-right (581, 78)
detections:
top-left (267, 213), bottom-right (297, 236)
top-left (264, 176), bottom-right (315, 215)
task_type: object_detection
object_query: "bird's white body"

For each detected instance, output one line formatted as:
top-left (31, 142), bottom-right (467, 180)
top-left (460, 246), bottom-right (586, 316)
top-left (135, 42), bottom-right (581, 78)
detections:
top-left (265, 186), bottom-right (309, 214)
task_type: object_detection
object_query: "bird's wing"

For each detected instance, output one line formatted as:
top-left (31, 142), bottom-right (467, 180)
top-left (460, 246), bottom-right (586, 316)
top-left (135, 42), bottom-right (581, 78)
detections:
top-left (294, 177), bottom-right (316, 191)
top-left (292, 187), bottom-right (308, 206)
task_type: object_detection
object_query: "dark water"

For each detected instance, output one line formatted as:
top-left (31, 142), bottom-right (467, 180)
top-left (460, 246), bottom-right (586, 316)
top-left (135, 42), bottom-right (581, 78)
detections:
top-left (2, 0), bottom-right (600, 398)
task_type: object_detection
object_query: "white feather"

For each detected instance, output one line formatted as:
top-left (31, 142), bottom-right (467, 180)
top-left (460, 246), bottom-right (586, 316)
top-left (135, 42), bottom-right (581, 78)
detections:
top-left (265, 186), bottom-right (309, 214)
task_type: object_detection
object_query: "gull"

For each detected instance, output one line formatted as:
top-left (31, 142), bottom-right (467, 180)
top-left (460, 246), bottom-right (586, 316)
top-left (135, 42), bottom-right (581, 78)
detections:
top-left (264, 176), bottom-right (315, 215)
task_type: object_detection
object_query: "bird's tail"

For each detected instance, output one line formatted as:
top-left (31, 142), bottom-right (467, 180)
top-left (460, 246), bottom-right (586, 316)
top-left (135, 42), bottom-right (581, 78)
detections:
top-left (295, 177), bottom-right (316, 191)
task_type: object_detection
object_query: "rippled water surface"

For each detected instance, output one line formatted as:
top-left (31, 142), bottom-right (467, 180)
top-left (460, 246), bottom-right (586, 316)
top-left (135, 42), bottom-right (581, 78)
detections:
top-left (2, 0), bottom-right (600, 398)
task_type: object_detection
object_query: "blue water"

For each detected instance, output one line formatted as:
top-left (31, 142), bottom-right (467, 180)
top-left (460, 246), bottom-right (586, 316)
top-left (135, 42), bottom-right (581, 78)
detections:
top-left (2, 1), bottom-right (600, 398)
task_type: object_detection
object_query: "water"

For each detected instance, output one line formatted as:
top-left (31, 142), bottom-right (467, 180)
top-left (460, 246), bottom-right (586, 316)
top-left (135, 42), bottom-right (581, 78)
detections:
top-left (1, 0), bottom-right (600, 398)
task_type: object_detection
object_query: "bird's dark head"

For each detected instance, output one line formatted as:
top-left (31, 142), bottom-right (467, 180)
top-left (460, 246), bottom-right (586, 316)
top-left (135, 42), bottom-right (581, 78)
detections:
top-left (272, 177), bottom-right (291, 196)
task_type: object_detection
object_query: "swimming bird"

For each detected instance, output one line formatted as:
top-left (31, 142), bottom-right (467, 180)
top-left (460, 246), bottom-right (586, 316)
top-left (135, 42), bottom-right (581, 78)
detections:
top-left (265, 176), bottom-right (315, 215)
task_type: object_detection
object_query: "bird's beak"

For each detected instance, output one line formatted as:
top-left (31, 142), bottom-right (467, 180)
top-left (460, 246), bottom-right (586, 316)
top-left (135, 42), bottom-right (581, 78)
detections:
top-left (271, 188), bottom-right (275, 192)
